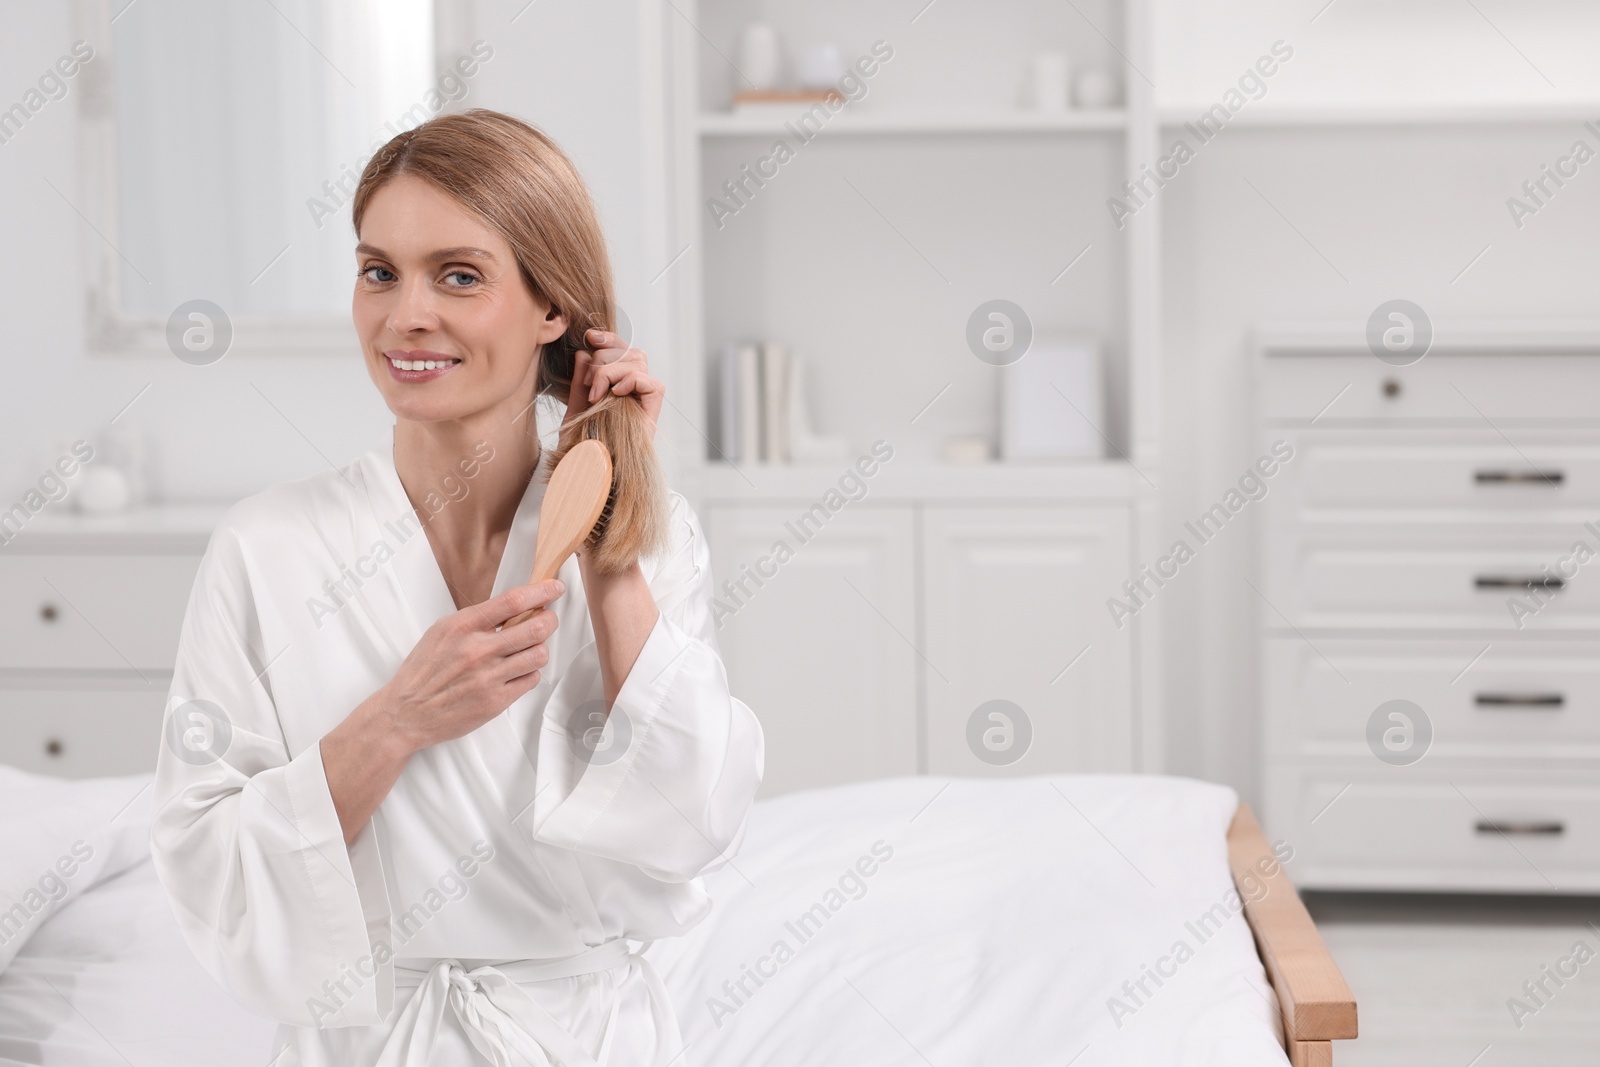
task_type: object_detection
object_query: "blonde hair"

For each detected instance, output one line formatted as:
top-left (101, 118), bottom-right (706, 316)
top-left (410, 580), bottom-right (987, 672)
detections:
top-left (351, 109), bottom-right (667, 573)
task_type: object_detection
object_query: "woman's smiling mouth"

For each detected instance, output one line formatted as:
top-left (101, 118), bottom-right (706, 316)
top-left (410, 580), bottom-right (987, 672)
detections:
top-left (385, 350), bottom-right (462, 381)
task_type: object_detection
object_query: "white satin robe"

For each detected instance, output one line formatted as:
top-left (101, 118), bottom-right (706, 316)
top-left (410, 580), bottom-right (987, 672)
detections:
top-left (149, 426), bottom-right (764, 1066)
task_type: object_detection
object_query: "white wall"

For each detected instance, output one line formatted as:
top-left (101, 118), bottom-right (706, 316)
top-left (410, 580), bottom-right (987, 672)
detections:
top-left (0, 0), bottom-right (666, 504)
top-left (1156, 0), bottom-right (1600, 108)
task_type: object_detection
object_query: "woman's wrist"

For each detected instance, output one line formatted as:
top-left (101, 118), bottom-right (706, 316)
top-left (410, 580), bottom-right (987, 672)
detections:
top-left (351, 684), bottom-right (426, 764)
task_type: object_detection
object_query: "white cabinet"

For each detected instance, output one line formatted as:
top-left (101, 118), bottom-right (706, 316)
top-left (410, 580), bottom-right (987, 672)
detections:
top-left (923, 506), bottom-right (1132, 777)
top-left (0, 507), bottom-right (219, 778)
top-left (706, 505), bottom-right (918, 798)
top-left (708, 496), bottom-right (1136, 795)
top-left (1257, 337), bottom-right (1600, 891)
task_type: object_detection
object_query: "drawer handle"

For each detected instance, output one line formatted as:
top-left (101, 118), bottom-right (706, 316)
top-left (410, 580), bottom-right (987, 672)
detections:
top-left (44, 738), bottom-right (63, 758)
top-left (39, 603), bottom-right (60, 623)
top-left (1475, 692), bottom-right (1565, 707)
top-left (1474, 469), bottom-right (1565, 486)
top-left (1476, 820), bottom-right (1564, 836)
top-left (1475, 575), bottom-right (1564, 591)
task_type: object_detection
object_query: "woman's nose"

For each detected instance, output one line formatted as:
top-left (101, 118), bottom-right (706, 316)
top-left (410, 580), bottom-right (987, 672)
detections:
top-left (388, 279), bottom-right (439, 334)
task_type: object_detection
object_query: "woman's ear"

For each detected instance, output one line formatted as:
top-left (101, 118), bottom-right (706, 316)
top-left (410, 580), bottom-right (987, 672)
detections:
top-left (536, 305), bottom-right (568, 345)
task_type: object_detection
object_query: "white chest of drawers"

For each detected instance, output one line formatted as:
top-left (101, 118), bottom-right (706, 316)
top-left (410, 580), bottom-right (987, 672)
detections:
top-left (0, 506), bottom-right (221, 778)
top-left (1257, 329), bottom-right (1600, 892)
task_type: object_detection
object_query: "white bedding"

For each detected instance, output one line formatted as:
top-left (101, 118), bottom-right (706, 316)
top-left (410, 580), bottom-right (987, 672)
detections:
top-left (647, 774), bottom-right (1287, 1067)
top-left (0, 769), bottom-right (1288, 1066)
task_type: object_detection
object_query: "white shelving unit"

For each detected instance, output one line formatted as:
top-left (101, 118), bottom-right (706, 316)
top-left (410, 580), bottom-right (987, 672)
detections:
top-left (1157, 102), bottom-right (1600, 128)
top-left (699, 109), bottom-right (1129, 136)
top-left (656, 0), bottom-right (1164, 795)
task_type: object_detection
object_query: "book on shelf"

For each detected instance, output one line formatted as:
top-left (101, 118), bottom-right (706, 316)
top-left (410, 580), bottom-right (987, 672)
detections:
top-left (761, 342), bottom-right (787, 464)
top-left (717, 342), bottom-right (763, 463)
top-left (717, 341), bottom-right (844, 464)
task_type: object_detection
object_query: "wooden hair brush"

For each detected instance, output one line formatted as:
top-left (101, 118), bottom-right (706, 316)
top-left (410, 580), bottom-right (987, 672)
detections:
top-left (542, 360), bottom-right (670, 575)
top-left (503, 438), bottom-right (613, 628)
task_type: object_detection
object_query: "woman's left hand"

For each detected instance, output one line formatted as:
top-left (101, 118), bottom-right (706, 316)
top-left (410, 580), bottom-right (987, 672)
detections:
top-left (567, 327), bottom-right (664, 434)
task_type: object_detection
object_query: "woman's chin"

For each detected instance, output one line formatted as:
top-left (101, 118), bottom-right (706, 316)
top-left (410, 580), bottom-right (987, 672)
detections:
top-left (384, 393), bottom-right (478, 425)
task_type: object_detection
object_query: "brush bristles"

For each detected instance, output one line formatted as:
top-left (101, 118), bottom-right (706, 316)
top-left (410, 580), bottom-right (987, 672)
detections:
top-left (586, 489), bottom-right (616, 549)
top-left (546, 393), bottom-right (669, 574)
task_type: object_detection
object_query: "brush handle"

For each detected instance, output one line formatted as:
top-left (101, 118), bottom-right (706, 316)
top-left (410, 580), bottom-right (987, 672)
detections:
top-left (503, 548), bottom-right (581, 630)
top-left (502, 440), bottom-right (613, 630)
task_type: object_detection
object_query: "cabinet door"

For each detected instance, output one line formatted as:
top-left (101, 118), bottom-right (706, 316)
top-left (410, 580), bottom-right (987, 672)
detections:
top-left (0, 554), bottom-right (201, 671)
top-left (705, 505), bottom-right (917, 797)
top-left (923, 506), bottom-right (1132, 776)
top-left (0, 683), bottom-right (167, 778)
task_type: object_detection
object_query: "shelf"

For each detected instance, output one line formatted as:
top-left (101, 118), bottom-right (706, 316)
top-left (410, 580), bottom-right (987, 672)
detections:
top-left (698, 109), bottom-right (1128, 137)
top-left (1158, 102), bottom-right (1600, 129)
top-left (682, 458), bottom-right (1147, 503)
top-left (1257, 319), bottom-right (1600, 356)
top-left (7, 502), bottom-right (228, 552)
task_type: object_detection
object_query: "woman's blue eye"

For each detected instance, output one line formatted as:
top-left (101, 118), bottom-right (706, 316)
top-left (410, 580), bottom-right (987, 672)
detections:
top-left (361, 265), bottom-right (396, 284)
top-left (444, 270), bottom-right (479, 287)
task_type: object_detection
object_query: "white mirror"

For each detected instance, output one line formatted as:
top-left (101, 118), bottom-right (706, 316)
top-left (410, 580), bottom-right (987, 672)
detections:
top-left (76, 0), bottom-right (476, 357)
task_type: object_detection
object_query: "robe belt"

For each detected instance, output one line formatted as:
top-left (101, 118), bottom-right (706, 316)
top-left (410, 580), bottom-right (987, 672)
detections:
top-left (376, 939), bottom-right (681, 1067)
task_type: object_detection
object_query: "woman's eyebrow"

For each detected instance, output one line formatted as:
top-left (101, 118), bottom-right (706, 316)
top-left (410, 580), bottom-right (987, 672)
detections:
top-left (427, 246), bottom-right (497, 264)
top-left (353, 243), bottom-right (497, 264)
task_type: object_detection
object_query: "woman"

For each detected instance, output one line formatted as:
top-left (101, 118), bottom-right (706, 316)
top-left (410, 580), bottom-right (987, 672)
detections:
top-left (149, 110), bottom-right (764, 1066)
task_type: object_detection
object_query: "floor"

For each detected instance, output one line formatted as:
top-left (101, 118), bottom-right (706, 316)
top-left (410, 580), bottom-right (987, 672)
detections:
top-left (1304, 892), bottom-right (1600, 1067)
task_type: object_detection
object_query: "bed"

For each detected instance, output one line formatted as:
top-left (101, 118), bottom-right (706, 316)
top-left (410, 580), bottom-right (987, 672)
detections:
top-left (0, 767), bottom-right (1355, 1066)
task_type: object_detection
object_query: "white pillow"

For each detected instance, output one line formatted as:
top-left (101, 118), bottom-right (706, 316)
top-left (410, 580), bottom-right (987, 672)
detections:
top-left (0, 767), bottom-right (155, 971)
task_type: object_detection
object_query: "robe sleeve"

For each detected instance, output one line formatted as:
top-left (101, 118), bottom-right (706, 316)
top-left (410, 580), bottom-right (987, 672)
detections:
top-left (519, 493), bottom-right (765, 883)
top-left (148, 505), bottom-right (394, 1028)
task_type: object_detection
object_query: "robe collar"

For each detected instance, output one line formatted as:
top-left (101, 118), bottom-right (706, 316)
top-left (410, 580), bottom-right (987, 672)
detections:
top-left (354, 424), bottom-right (553, 654)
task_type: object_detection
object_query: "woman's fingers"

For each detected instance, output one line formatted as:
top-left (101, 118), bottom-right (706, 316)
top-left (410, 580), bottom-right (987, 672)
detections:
top-left (584, 327), bottom-right (634, 356)
top-left (593, 366), bottom-right (642, 400)
top-left (497, 606), bottom-right (558, 654)
top-left (499, 641), bottom-right (551, 683)
top-left (586, 359), bottom-right (656, 398)
top-left (584, 330), bottom-right (644, 366)
top-left (501, 668), bottom-right (543, 699)
top-left (479, 579), bottom-right (565, 631)
top-left (574, 329), bottom-right (663, 431)
top-left (566, 349), bottom-right (594, 417)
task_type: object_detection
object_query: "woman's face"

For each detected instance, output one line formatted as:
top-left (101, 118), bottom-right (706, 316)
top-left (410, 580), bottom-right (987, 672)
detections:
top-left (352, 174), bottom-right (567, 425)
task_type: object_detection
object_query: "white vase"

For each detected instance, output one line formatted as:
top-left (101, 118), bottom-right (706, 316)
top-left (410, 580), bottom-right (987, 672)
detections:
top-left (76, 466), bottom-right (131, 513)
top-left (796, 43), bottom-right (845, 91)
top-left (785, 352), bottom-right (846, 462)
top-left (1025, 52), bottom-right (1071, 112)
top-left (1074, 67), bottom-right (1120, 108)
top-left (738, 24), bottom-right (783, 93)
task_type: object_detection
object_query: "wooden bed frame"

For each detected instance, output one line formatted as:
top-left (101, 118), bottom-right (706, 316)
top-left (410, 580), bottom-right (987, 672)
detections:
top-left (1227, 805), bottom-right (1358, 1066)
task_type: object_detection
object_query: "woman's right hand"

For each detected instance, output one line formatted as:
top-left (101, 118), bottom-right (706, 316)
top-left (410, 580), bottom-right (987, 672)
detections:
top-left (379, 578), bottom-right (565, 754)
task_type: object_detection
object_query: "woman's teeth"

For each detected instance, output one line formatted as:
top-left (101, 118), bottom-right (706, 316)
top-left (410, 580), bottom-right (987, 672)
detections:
top-left (390, 357), bottom-right (460, 370)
